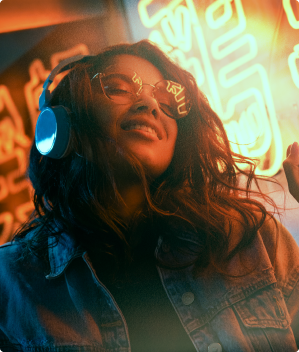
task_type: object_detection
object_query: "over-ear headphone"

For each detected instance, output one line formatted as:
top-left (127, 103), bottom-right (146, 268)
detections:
top-left (35, 55), bottom-right (90, 159)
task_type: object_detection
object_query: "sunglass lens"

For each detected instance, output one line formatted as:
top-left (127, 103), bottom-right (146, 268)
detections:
top-left (94, 67), bottom-right (191, 118)
top-left (155, 80), bottom-right (191, 119)
top-left (100, 74), bottom-right (136, 104)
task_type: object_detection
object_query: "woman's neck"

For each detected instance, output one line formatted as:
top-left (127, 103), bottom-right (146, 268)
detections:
top-left (113, 181), bottom-right (146, 222)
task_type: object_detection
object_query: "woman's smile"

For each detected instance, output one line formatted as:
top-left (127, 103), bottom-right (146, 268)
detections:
top-left (120, 115), bottom-right (163, 140)
top-left (123, 125), bottom-right (160, 141)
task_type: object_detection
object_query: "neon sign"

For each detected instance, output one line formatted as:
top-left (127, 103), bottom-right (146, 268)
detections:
top-left (288, 44), bottom-right (299, 88)
top-left (166, 81), bottom-right (189, 115)
top-left (137, 0), bottom-right (299, 177)
top-left (132, 72), bottom-right (143, 86)
top-left (24, 43), bottom-right (90, 135)
top-left (0, 85), bottom-right (33, 244)
top-left (0, 44), bottom-right (90, 244)
top-left (283, 0), bottom-right (299, 29)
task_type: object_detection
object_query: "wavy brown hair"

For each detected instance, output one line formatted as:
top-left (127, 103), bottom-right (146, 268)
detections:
top-left (14, 39), bottom-right (279, 277)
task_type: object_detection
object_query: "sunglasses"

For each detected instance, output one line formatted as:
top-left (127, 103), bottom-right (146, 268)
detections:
top-left (91, 65), bottom-right (192, 120)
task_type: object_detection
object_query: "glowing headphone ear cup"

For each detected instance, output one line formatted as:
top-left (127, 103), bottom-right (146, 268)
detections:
top-left (35, 106), bottom-right (72, 159)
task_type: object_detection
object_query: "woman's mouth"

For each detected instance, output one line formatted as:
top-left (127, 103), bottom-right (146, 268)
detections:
top-left (123, 124), bottom-right (159, 139)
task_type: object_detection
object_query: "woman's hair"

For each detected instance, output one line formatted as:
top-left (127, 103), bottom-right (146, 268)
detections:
top-left (14, 39), bottom-right (279, 277)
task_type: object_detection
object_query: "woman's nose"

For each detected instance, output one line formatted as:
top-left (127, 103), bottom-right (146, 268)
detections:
top-left (131, 86), bottom-right (160, 118)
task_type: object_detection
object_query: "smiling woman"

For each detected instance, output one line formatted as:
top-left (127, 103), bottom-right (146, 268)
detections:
top-left (1, 40), bottom-right (299, 352)
top-left (90, 55), bottom-right (180, 182)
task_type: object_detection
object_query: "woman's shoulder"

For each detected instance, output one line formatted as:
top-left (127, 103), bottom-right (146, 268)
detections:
top-left (225, 206), bottom-right (288, 257)
top-left (260, 215), bottom-right (299, 279)
top-left (223, 205), bottom-right (265, 251)
top-left (253, 211), bottom-right (299, 264)
top-left (0, 223), bottom-right (57, 278)
top-left (227, 205), bottom-right (299, 273)
top-left (0, 237), bottom-right (26, 261)
top-left (0, 226), bottom-right (41, 266)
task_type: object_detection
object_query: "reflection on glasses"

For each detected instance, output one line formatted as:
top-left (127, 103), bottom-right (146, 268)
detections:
top-left (91, 66), bottom-right (192, 120)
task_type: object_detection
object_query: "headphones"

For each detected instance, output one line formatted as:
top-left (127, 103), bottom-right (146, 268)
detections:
top-left (35, 54), bottom-right (91, 159)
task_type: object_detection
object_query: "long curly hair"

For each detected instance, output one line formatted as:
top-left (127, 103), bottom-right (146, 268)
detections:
top-left (14, 39), bottom-right (278, 277)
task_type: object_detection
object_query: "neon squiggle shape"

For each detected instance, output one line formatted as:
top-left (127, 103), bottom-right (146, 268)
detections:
top-left (288, 44), bottom-right (299, 88)
top-left (283, 0), bottom-right (299, 29)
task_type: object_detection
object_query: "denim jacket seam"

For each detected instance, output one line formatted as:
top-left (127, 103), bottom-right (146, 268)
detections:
top-left (189, 269), bottom-right (278, 328)
top-left (225, 267), bottom-right (277, 298)
top-left (0, 240), bottom-right (21, 250)
top-left (282, 265), bottom-right (299, 301)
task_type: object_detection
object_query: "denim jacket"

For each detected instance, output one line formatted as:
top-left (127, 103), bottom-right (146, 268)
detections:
top-left (0, 217), bottom-right (299, 352)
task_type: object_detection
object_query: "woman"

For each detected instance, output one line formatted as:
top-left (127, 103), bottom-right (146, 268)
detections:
top-left (1, 40), bottom-right (299, 352)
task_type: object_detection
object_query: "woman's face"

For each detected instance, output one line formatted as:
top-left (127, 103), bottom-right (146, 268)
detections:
top-left (92, 54), bottom-right (178, 179)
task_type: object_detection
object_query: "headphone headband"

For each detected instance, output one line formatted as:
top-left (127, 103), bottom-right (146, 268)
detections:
top-left (39, 55), bottom-right (88, 111)
top-left (36, 54), bottom-right (92, 159)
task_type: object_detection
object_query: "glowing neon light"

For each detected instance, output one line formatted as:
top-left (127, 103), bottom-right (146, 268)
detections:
top-left (177, 103), bottom-right (188, 115)
top-left (166, 81), bottom-right (188, 115)
top-left (209, 0), bottom-right (246, 61)
top-left (187, 0), bottom-right (224, 117)
top-left (138, 0), bottom-right (184, 28)
top-left (0, 45), bottom-right (89, 243)
top-left (217, 35), bottom-right (257, 87)
top-left (160, 6), bottom-right (192, 52)
top-left (205, 0), bottom-right (234, 30)
top-left (132, 72), bottom-right (142, 86)
top-left (162, 46), bottom-right (205, 86)
top-left (0, 87), bottom-right (29, 143)
top-left (240, 102), bottom-right (271, 157)
top-left (138, 0), bottom-right (283, 176)
top-left (0, 212), bottom-right (14, 245)
top-left (51, 44), bottom-right (90, 68)
top-left (0, 85), bottom-right (34, 243)
top-left (148, 30), bottom-right (174, 54)
top-left (283, 0), bottom-right (299, 29)
top-left (205, 0), bottom-right (282, 175)
top-left (25, 44), bottom-right (89, 134)
top-left (288, 44), bottom-right (299, 88)
top-left (223, 89), bottom-right (272, 157)
top-left (224, 99), bottom-right (272, 159)
top-left (166, 81), bottom-right (184, 99)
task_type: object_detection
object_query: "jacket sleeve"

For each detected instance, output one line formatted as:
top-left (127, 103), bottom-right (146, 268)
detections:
top-left (0, 327), bottom-right (19, 351)
top-left (288, 273), bottom-right (299, 349)
top-left (260, 217), bottom-right (299, 348)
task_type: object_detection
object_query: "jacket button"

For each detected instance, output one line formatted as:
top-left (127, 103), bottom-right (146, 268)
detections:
top-left (208, 343), bottom-right (222, 352)
top-left (182, 292), bottom-right (194, 305)
top-left (281, 320), bottom-right (288, 328)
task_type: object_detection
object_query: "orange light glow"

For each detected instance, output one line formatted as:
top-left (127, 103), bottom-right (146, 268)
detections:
top-left (137, 0), bottom-right (299, 176)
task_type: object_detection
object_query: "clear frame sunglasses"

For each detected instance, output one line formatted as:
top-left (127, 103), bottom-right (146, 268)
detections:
top-left (91, 65), bottom-right (192, 120)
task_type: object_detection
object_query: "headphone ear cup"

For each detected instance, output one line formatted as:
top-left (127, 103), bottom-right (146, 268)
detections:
top-left (35, 106), bottom-right (73, 159)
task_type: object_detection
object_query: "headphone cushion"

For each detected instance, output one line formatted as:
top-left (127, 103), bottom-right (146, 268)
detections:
top-left (35, 106), bottom-right (72, 159)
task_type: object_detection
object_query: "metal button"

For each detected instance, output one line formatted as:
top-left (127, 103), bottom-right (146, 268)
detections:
top-left (162, 242), bottom-right (170, 253)
top-left (281, 320), bottom-right (288, 328)
top-left (208, 343), bottom-right (222, 352)
top-left (182, 292), bottom-right (194, 305)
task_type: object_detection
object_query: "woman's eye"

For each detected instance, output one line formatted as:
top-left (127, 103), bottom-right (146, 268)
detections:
top-left (104, 79), bottom-right (133, 92)
top-left (105, 86), bottom-right (132, 95)
top-left (101, 74), bottom-right (138, 98)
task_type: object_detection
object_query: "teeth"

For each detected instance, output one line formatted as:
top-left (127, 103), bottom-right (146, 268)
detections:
top-left (125, 124), bottom-right (157, 137)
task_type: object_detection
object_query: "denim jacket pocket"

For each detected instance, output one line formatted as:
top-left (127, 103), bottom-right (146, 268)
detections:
top-left (234, 285), bottom-right (290, 329)
top-left (233, 284), bottom-right (296, 351)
